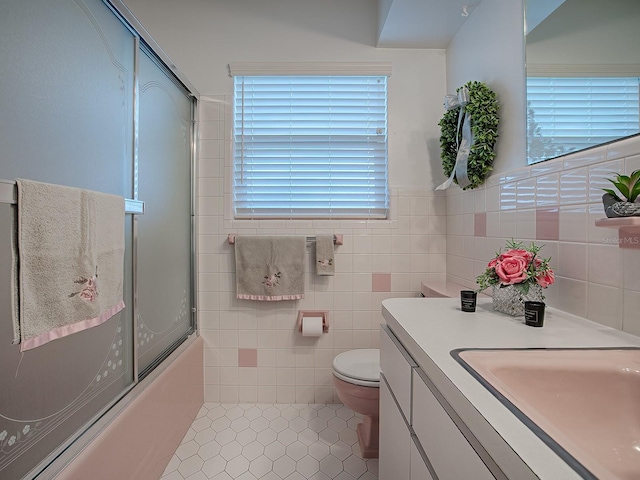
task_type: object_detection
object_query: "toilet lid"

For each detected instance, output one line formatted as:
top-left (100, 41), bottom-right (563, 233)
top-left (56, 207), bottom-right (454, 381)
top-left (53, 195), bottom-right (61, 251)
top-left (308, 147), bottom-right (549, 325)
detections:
top-left (333, 349), bottom-right (380, 385)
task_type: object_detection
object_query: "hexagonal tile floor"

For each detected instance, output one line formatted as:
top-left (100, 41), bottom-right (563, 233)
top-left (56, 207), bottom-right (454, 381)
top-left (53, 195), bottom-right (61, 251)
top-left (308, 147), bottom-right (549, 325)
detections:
top-left (161, 403), bottom-right (378, 480)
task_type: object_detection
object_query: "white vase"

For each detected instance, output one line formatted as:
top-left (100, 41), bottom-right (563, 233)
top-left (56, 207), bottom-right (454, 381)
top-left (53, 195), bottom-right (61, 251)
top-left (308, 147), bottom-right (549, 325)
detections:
top-left (492, 284), bottom-right (544, 316)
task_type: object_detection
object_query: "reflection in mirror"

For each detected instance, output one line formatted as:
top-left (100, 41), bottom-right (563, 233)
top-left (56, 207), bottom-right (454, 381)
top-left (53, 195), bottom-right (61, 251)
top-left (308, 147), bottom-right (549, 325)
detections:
top-left (525, 0), bottom-right (640, 164)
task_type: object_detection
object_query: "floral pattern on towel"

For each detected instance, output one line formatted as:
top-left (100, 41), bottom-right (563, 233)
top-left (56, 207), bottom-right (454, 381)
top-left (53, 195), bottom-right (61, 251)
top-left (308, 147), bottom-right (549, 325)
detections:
top-left (262, 272), bottom-right (281, 288)
top-left (317, 259), bottom-right (333, 268)
top-left (69, 267), bottom-right (98, 302)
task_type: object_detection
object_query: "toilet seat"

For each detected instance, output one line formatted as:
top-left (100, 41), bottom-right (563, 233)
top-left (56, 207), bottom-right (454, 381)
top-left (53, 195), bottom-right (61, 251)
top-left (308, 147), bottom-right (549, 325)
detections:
top-left (332, 349), bottom-right (380, 387)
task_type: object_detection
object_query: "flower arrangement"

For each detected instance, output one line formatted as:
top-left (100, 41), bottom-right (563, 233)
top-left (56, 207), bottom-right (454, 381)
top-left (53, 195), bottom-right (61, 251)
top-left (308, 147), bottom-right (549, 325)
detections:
top-left (476, 240), bottom-right (555, 295)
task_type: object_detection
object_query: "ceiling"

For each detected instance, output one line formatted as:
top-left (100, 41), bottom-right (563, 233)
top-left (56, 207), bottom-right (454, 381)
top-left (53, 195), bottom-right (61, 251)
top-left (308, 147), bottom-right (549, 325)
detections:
top-left (376, 0), bottom-right (483, 48)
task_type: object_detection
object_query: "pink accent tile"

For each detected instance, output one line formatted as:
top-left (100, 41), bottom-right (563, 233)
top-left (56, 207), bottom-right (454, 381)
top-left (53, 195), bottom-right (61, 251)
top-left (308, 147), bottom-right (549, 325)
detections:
top-left (238, 348), bottom-right (258, 367)
top-left (620, 229), bottom-right (640, 250)
top-left (536, 209), bottom-right (559, 241)
top-left (372, 273), bottom-right (391, 292)
top-left (474, 212), bottom-right (487, 237)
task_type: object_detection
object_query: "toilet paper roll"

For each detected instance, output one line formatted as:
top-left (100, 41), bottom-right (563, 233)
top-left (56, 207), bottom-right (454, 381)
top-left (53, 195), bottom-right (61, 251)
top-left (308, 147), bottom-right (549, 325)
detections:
top-left (301, 317), bottom-right (324, 337)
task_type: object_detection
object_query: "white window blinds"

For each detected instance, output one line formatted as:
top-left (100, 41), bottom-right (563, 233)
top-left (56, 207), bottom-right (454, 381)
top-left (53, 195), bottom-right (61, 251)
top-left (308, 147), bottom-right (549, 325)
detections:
top-left (527, 77), bottom-right (640, 164)
top-left (232, 75), bottom-right (388, 219)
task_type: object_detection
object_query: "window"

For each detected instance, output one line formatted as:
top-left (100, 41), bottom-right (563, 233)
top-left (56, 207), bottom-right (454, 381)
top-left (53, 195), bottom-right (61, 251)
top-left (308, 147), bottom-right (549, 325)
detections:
top-left (231, 70), bottom-right (389, 219)
top-left (527, 77), bottom-right (640, 164)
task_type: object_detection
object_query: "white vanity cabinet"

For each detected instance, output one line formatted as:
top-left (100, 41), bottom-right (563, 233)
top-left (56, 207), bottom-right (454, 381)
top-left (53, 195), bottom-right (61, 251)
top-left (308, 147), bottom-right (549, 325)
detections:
top-left (380, 325), bottom-right (496, 480)
top-left (379, 321), bottom-right (414, 419)
top-left (379, 377), bottom-right (411, 480)
top-left (410, 435), bottom-right (435, 480)
top-left (412, 368), bottom-right (494, 480)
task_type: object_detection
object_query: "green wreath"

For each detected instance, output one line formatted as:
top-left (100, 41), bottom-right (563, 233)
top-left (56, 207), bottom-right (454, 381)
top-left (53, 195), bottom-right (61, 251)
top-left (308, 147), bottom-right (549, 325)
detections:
top-left (438, 81), bottom-right (499, 190)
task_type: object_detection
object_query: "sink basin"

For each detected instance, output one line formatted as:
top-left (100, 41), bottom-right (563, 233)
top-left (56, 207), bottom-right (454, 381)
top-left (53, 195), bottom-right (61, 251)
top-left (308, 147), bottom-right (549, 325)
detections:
top-left (453, 348), bottom-right (640, 480)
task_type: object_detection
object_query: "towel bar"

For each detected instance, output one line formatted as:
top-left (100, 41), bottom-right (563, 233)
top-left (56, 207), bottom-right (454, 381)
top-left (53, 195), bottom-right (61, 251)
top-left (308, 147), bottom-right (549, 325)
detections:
top-left (228, 233), bottom-right (343, 245)
top-left (0, 179), bottom-right (144, 215)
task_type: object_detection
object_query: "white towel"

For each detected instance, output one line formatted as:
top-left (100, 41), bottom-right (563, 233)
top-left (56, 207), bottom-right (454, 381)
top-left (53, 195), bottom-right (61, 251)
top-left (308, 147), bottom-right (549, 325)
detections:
top-left (13, 179), bottom-right (125, 351)
top-left (235, 236), bottom-right (305, 301)
top-left (315, 235), bottom-right (335, 276)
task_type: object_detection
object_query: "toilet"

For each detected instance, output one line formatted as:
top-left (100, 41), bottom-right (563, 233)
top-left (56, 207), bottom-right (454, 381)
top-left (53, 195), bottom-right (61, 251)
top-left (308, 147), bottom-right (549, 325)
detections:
top-left (332, 349), bottom-right (380, 458)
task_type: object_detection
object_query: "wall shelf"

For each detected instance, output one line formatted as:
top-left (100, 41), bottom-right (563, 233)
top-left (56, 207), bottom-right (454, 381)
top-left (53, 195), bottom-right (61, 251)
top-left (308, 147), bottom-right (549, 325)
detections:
top-left (595, 217), bottom-right (640, 229)
top-left (595, 217), bottom-right (640, 249)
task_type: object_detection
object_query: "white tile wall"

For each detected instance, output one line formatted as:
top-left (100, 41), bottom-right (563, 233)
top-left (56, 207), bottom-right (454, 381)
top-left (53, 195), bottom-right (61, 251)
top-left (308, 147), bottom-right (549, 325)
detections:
top-left (199, 94), bottom-right (640, 403)
top-left (197, 97), bottom-right (446, 403)
top-left (446, 135), bottom-right (640, 335)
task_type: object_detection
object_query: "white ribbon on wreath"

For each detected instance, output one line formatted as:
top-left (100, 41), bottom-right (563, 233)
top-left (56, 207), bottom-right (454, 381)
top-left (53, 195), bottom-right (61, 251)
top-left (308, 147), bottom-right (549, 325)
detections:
top-left (436, 86), bottom-right (474, 190)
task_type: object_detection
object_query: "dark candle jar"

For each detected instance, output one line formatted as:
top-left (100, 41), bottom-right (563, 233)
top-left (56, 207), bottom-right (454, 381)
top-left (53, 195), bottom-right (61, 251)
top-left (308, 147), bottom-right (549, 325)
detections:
top-left (460, 290), bottom-right (477, 313)
top-left (524, 301), bottom-right (546, 327)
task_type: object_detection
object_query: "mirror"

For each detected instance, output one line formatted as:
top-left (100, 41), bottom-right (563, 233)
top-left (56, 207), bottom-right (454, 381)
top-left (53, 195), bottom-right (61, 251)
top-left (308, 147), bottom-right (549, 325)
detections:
top-left (525, 0), bottom-right (640, 164)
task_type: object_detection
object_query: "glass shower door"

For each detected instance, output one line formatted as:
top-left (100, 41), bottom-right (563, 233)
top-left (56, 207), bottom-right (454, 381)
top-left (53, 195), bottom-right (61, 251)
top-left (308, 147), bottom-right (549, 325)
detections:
top-left (136, 45), bottom-right (195, 376)
top-left (0, 0), bottom-right (135, 477)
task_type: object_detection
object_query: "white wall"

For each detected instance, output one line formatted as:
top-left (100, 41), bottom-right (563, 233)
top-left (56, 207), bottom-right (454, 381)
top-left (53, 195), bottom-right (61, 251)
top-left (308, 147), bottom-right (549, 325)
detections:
top-left (526, 0), bottom-right (640, 66)
top-left (124, 0), bottom-right (447, 189)
top-left (446, 0), bottom-right (527, 175)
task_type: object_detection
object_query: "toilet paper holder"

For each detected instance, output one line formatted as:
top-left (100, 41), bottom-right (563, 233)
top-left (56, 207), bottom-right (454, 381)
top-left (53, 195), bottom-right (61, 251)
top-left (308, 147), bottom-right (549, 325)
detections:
top-left (297, 310), bottom-right (329, 334)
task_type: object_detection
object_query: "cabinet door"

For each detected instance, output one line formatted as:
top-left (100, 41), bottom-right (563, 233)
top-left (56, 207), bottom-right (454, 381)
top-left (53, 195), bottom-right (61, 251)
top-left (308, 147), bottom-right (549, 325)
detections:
top-left (410, 435), bottom-right (435, 480)
top-left (379, 375), bottom-right (410, 480)
top-left (380, 325), bottom-right (416, 421)
top-left (412, 369), bottom-right (494, 480)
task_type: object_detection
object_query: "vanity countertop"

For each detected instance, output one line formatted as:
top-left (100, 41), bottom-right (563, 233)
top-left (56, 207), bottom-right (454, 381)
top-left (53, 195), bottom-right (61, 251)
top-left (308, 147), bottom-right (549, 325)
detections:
top-left (381, 297), bottom-right (640, 480)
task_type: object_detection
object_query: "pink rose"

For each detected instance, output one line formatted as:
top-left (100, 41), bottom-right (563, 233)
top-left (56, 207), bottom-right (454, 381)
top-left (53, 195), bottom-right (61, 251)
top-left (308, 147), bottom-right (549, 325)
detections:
top-left (501, 249), bottom-right (533, 262)
top-left (487, 258), bottom-right (499, 269)
top-left (79, 286), bottom-right (96, 302)
top-left (495, 256), bottom-right (528, 285)
top-left (536, 270), bottom-right (555, 288)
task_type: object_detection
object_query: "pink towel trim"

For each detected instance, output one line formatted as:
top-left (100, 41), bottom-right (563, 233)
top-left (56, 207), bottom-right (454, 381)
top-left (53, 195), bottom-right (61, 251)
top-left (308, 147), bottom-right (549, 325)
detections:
top-left (20, 300), bottom-right (125, 352)
top-left (237, 294), bottom-right (305, 302)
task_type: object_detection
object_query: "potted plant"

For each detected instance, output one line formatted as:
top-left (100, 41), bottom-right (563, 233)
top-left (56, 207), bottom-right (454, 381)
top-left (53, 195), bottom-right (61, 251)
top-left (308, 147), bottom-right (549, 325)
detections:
top-left (602, 169), bottom-right (640, 218)
top-left (476, 240), bottom-right (555, 316)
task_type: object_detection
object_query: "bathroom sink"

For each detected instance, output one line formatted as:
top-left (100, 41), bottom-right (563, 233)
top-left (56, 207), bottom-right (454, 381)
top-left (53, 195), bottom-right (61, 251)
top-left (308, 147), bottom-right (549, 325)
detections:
top-left (452, 348), bottom-right (640, 480)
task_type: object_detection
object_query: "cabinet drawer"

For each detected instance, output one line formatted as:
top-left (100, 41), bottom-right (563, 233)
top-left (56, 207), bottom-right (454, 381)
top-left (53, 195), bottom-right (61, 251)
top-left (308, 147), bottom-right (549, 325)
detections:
top-left (412, 368), bottom-right (494, 480)
top-left (380, 325), bottom-right (416, 421)
top-left (379, 376), bottom-right (411, 480)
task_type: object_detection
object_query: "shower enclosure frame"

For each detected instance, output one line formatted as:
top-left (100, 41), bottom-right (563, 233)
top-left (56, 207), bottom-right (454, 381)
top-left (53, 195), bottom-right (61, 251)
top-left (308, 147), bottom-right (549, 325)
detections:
top-left (0, 0), bottom-right (201, 478)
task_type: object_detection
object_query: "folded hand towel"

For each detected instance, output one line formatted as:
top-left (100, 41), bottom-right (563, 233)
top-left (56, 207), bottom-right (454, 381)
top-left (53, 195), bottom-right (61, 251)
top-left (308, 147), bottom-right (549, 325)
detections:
top-left (315, 235), bottom-right (335, 276)
top-left (235, 236), bottom-right (305, 301)
top-left (14, 179), bottom-right (125, 351)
